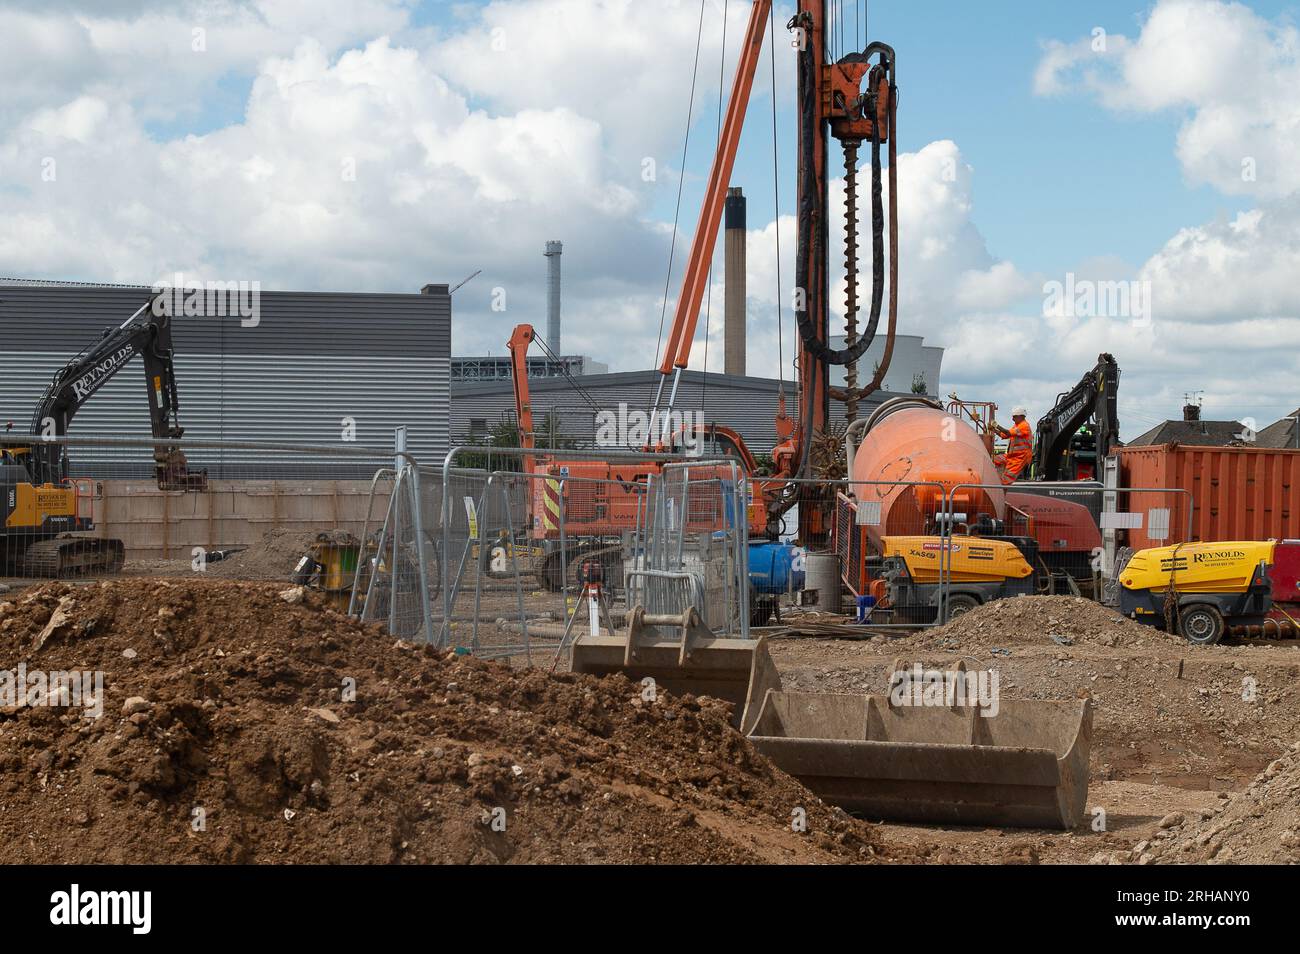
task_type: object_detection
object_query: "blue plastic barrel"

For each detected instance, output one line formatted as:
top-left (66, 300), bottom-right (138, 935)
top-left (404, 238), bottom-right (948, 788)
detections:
top-left (748, 541), bottom-right (806, 595)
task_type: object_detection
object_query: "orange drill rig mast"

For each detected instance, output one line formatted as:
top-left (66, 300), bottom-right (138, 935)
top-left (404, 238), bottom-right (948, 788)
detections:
top-left (787, 10), bottom-right (898, 479)
top-left (506, 323), bottom-right (536, 450)
top-left (649, 0), bottom-right (898, 541)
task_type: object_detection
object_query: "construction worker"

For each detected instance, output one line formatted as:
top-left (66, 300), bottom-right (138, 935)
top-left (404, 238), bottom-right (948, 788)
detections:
top-left (992, 406), bottom-right (1033, 484)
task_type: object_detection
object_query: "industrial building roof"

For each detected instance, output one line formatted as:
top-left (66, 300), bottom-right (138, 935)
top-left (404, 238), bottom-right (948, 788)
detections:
top-left (451, 368), bottom-right (916, 455)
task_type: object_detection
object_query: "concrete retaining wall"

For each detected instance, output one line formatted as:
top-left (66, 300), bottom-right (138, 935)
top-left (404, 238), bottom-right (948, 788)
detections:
top-left (95, 478), bottom-right (396, 561)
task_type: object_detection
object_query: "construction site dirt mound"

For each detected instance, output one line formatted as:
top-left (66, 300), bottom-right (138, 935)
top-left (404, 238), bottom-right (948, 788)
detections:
top-left (205, 528), bottom-right (356, 581)
top-left (0, 578), bottom-right (892, 864)
top-left (1128, 741), bottom-right (1300, 864)
top-left (919, 595), bottom-right (1181, 651)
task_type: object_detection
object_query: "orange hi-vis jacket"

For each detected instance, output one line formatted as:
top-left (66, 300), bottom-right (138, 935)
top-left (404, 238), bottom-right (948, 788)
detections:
top-left (999, 420), bottom-right (1034, 484)
top-left (1005, 419), bottom-right (1033, 462)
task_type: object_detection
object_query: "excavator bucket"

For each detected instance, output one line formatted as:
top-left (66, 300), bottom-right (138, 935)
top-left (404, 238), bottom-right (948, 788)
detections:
top-left (741, 652), bottom-right (1092, 829)
top-left (569, 606), bottom-right (774, 730)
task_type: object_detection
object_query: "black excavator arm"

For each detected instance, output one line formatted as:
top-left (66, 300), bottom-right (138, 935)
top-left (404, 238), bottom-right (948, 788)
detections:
top-left (1032, 353), bottom-right (1120, 482)
top-left (24, 293), bottom-right (207, 491)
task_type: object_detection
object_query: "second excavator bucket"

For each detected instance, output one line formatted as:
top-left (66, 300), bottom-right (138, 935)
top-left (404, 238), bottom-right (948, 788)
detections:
top-left (570, 622), bottom-right (1091, 828)
top-left (740, 652), bottom-right (1092, 829)
top-left (155, 448), bottom-right (208, 492)
top-left (569, 606), bottom-right (775, 729)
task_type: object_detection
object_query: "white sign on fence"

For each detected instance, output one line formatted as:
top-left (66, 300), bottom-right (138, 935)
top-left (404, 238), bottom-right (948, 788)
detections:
top-left (1147, 507), bottom-right (1171, 541)
top-left (1100, 511), bottom-right (1143, 530)
top-left (855, 500), bottom-right (882, 527)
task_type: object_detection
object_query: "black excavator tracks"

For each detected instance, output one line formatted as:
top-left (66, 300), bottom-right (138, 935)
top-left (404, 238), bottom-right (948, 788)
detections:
top-left (15, 536), bottom-right (125, 578)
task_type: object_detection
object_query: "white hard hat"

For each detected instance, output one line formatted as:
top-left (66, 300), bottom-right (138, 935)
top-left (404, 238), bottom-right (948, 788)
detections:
top-left (1011, 406), bottom-right (1027, 417)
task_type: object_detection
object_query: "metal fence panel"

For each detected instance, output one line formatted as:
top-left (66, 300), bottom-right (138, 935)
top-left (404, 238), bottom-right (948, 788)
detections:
top-left (0, 433), bottom-right (423, 635)
top-left (2, 432), bottom-right (1199, 650)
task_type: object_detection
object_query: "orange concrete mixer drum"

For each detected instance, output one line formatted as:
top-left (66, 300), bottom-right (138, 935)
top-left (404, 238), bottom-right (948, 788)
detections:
top-left (851, 397), bottom-right (1005, 540)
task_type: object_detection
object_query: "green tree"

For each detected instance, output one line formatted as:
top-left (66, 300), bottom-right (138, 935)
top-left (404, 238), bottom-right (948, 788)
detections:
top-left (456, 413), bottom-right (524, 471)
top-left (457, 408), bottom-right (579, 471)
top-left (537, 409), bottom-right (578, 451)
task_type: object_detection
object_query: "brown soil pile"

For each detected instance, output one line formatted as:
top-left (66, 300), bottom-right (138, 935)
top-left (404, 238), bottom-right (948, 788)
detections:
top-left (919, 595), bottom-right (1180, 651)
top-left (1134, 741), bottom-right (1300, 864)
top-left (205, 528), bottom-right (356, 581)
top-left (0, 578), bottom-right (890, 864)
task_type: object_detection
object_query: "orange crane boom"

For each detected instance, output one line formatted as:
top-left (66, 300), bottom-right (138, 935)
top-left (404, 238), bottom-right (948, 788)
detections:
top-left (506, 323), bottom-right (536, 450)
top-left (659, 0), bottom-right (773, 380)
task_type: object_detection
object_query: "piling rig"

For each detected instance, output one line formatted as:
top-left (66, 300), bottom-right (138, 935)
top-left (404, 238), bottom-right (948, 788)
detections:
top-left (786, 16), bottom-right (897, 544)
top-left (648, 0), bottom-right (898, 544)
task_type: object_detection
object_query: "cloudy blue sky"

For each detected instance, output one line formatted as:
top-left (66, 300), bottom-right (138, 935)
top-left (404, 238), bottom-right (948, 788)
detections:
top-left (3, 0), bottom-right (1300, 438)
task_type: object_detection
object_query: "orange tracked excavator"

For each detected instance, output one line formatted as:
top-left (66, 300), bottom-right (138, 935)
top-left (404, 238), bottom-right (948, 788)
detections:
top-left (505, 322), bottom-right (770, 590)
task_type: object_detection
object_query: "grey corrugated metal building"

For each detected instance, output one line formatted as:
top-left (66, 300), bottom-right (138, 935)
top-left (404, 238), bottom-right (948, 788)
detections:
top-left (451, 369), bottom-right (911, 455)
top-left (0, 279), bottom-right (450, 474)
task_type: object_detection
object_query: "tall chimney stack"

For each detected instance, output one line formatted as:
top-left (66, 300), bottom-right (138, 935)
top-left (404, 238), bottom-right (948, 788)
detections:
top-left (544, 240), bottom-right (562, 355)
top-left (724, 187), bottom-right (746, 376)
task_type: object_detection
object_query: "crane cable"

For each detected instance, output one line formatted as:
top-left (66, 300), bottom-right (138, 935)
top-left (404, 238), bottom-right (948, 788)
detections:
top-left (701, 0), bottom-right (729, 418)
top-left (652, 0), bottom-right (708, 374)
top-left (770, 0), bottom-right (785, 394)
top-left (532, 334), bottom-right (602, 416)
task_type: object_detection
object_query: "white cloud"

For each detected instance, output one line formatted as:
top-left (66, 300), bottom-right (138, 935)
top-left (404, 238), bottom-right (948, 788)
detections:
top-left (0, 11), bottom-right (679, 364)
top-left (1035, 0), bottom-right (1300, 198)
top-left (954, 261), bottom-right (1036, 312)
top-left (1139, 204), bottom-right (1300, 321)
top-left (27, 95), bottom-right (110, 143)
top-left (0, 0), bottom-right (415, 132)
top-left (1033, 31), bottom-right (1135, 100)
top-left (677, 139), bottom-right (1032, 381)
top-left (428, 0), bottom-right (782, 167)
top-left (0, 0), bottom-right (790, 375)
top-left (829, 140), bottom-right (1031, 347)
top-left (1022, 0), bottom-right (1300, 431)
top-left (5, 0), bottom-right (1300, 441)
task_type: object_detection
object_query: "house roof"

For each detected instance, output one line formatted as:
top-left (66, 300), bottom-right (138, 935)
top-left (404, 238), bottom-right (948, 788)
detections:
top-left (1128, 419), bottom-right (1248, 447)
top-left (1256, 409), bottom-right (1300, 449)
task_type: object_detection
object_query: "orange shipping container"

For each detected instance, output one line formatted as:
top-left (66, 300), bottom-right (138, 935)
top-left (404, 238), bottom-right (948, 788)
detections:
top-left (1115, 444), bottom-right (1300, 548)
